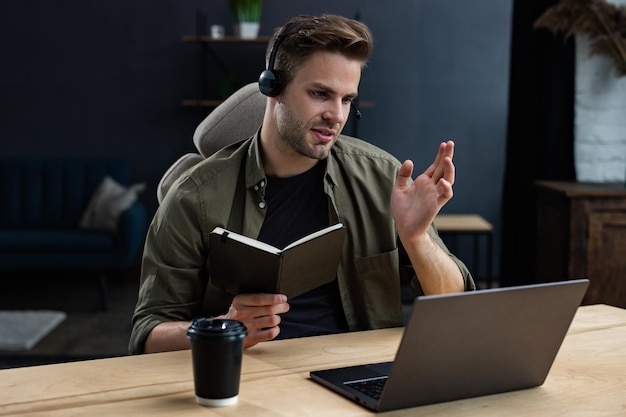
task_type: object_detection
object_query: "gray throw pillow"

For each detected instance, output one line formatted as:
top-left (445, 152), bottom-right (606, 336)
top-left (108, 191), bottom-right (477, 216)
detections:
top-left (79, 176), bottom-right (145, 232)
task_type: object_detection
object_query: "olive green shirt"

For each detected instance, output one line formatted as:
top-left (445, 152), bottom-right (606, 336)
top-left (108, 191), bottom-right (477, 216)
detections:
top-left (129, 133), bottom-right (474, 354)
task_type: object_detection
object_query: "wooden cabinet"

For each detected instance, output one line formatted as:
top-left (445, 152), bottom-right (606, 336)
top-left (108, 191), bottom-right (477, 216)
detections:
top-left (535, 181), bottom-right (626, 308)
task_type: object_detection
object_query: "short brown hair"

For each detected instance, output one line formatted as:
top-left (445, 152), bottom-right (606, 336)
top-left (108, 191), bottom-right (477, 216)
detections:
top-left (265, 14), bottom-right (373, 88)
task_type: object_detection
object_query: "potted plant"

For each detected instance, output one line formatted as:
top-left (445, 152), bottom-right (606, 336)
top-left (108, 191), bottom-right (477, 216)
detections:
top-left (229, 0), bottom-right (263, 39)
top-left (535, 0), bottom-right (626, 182)
top-left (534, 0), bottom-right (626, 76)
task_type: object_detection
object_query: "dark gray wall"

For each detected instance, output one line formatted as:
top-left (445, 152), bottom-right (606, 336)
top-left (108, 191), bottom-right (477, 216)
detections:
top-left (0, 1), bottom-right (512, 278)
top-left (358, 1), bottom-right (512, 279)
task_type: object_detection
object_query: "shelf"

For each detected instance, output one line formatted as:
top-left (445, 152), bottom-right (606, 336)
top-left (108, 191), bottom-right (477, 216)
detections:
top-left (181, 35), bottom-right (271, 109)
top-left (181, 99), bottom-right (224, 107)
top-left (356, 101), bottom-right (375, 108)
top-left (182, 99), bottom-right (375, 109)
top-left (182, 35), bottom-right (272, 43)
top-left (180, 34), bottom-right (374, 113)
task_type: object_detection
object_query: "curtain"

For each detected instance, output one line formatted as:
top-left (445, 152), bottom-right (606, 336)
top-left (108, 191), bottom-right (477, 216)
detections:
top-left (499, 0), bottom-right (577, 287)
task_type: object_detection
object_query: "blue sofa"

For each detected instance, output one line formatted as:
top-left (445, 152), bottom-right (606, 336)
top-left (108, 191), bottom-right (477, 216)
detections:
top-left (0, 158), bottom-right (148, 309)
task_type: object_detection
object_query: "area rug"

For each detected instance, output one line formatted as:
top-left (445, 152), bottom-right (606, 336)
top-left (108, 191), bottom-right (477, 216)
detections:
top-left (0, 310), bottom-right (67, 351)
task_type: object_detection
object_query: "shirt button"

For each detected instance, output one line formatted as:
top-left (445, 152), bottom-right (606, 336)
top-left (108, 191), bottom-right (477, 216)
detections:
top-left (258, 202), bottom-right (266, 209)
top-left (260, 180), bottom-right (265, 188)
top-left (254, 185), bottom-right (259, 191)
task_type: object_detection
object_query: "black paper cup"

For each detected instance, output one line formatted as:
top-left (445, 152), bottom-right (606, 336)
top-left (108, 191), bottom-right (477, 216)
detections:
top-left (187, 318), bottom-right (247, 406)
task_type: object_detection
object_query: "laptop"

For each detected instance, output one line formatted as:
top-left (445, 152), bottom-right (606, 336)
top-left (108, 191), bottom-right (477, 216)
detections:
top-left (310, 279), bottom-right (589, 412)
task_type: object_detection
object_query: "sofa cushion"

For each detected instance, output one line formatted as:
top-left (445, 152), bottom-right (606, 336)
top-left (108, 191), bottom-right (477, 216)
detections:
top-left (79, 176), bottom-right (145, 232)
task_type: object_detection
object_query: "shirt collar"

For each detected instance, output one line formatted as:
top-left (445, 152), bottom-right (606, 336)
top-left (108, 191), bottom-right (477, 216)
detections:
top-left (244, 129), bottom-right (341, 190)
top-left (244, 130), bottom-right (267, 190)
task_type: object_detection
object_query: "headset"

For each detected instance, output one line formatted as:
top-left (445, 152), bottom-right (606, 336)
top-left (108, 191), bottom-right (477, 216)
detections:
top-left (258, 21), bottom-right (302, 97)
top-left (258, 20), bottom-right (362, 119)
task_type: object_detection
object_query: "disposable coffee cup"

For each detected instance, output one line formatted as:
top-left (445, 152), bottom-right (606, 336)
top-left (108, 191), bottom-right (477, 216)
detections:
top-left (187, 318), bottom-right (247, 407)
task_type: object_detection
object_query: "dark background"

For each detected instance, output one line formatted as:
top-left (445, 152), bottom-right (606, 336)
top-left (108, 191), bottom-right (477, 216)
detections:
top-left (0, 1), bottom-right (513, 279)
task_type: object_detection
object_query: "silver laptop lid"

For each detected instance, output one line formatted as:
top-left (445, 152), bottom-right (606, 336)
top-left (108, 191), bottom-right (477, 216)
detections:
top-left (379, 279), bottom-right (589, 411)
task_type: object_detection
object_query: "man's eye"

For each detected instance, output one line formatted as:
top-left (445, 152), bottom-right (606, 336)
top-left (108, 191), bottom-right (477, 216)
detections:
top-left (311, 91), bottom-right (327, 99)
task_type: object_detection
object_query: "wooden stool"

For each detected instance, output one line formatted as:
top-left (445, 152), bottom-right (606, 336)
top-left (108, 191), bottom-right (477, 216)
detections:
top-left (434, 214), bottom-right (494, 288)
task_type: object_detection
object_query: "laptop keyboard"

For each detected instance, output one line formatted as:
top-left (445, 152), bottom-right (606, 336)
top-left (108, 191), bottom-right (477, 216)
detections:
top-left (345, 376), bottom-right (388, 400)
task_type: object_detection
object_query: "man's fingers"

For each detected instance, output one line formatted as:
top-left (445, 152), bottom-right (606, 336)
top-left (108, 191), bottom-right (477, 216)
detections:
top-left (235, 293), bottom-right (287, 307)
top-left (395, 160), bottom-right (414, 189)
top-left (230, 293), bottom-right (290, 348)
top-left (436, 177), bottom-right (454, 203)
top-left (431, 141), bottom-right (455, 182)
top-left (244, 326), bottom-right (281, 348)
top-left (440, 156), bottom-right (455, 186)
top-left (228, 293), bottom-right (289, 321)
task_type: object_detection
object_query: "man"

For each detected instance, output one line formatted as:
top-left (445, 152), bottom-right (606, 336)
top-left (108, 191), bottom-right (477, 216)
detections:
top-left (129, 14), bottom-right (474, 355)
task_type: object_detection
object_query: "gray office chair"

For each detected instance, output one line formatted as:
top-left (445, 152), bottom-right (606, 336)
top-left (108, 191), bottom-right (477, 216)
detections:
top-left (157, 83), bottom-right (267, 203)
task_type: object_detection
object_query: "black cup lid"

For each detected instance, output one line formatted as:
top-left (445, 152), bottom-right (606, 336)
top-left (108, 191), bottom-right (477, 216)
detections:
top-left (187, 318), bottom-right (247, 340)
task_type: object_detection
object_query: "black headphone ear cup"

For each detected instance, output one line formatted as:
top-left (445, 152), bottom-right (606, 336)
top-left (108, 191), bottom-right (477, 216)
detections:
top-left (258, 69), bottom-right (282, 97)
top-left (259, 20), bottom-right (302, 97)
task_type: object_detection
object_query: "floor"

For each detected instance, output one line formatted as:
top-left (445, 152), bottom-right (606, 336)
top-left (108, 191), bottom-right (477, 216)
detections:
top-left (0, 269), bottom-right (140, 369)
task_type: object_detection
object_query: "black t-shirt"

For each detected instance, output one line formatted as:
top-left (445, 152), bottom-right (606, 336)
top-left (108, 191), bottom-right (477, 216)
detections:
top-left (257, 161), bottom-right (349, 339)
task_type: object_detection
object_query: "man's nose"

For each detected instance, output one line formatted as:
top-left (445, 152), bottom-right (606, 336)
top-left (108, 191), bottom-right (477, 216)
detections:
top-left (322, 99), bottom-right (347, 124)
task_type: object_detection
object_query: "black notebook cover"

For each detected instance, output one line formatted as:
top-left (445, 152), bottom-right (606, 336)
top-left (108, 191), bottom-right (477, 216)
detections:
top-left (209, 224), bottom-right (346, 299)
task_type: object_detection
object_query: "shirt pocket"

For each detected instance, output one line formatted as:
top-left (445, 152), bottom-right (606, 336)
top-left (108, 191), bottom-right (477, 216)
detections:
top-left (354, 249), bottom-right (402, 326)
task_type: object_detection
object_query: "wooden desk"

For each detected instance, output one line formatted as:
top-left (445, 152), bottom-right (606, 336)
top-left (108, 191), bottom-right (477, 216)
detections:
top-left (0, 305), bottom-right (624, 416)
top-left (435, 214), bottom-right (494, 287)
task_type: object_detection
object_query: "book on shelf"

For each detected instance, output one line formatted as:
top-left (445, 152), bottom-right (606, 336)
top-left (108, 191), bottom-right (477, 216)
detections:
top-left (209, 223), bottom-right (347, 299)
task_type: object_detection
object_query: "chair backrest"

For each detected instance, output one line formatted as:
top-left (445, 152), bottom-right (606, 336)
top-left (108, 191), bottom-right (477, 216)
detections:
top-left (194, 82), bottom-right (267, 158)
top-left (157, 83), bottom-right (266, 203)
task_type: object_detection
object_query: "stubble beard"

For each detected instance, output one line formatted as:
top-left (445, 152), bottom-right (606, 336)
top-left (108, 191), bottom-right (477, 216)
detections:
top-left (276, 103), bottom-right (339, 161)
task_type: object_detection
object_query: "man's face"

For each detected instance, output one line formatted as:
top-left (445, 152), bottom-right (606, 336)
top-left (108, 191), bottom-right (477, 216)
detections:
top-left (274, 51), bottom-right (362, 160)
